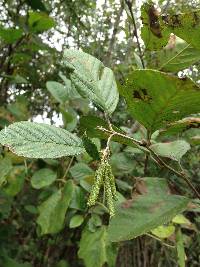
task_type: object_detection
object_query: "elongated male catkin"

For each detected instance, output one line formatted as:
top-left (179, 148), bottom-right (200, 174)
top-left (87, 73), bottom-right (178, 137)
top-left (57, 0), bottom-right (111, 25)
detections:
top-left (87, 162), bottom-right (105, 207)
top-left (87, 158), bottom-right (117, 217)
top-left (105, 162), bottom-right (117, 200)
top-left (104, 173), bottom-right (115, 217)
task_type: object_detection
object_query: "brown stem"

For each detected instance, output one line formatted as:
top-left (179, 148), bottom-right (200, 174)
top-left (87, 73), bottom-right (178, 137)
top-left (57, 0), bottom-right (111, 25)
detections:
top-left (125, 0), bottom-right (145, 68)
top-left (148, 147), bottom-right (200, 200)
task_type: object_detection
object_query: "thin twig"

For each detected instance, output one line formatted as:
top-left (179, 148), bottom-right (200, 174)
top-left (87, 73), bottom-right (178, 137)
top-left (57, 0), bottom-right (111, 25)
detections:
top-left (146, 233), bottom-right (175, 249)
top-left (125, 0), bottom-right (145, 68)
top-left (97, 126), bottom-right (144, 147)
top-left (62, 156), bottom-right (74, 180)
top-left (148, 147), bottom-right (200, 200)
top-left (144, 130), bottom-right (151, 175)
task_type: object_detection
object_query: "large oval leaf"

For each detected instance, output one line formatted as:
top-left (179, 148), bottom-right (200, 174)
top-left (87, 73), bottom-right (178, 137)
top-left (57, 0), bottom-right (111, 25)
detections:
top-left (63, 49), bottom-right (119, 114)
top-left (108, 177), bottom-right (189, 242)
top-left (121, 69), bottom-right (200, 132)
top-left (0, 122), bottom-right (84, 158)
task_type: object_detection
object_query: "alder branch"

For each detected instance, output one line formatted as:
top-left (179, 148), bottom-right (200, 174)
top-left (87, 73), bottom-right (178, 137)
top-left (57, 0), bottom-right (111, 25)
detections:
top-left (98, 125), bottom-right (200, 200)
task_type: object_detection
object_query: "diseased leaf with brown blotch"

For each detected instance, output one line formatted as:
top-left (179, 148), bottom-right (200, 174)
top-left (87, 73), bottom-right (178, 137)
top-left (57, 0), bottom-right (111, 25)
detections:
top-left (120, 69), bottom-right (200, 132)
top-left (108, 177), bottom-right (189, 242)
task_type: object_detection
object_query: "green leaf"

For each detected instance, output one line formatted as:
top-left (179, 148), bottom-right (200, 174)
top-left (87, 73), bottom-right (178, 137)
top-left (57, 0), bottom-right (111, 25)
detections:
top-left (176, 229), bottom-right (186, 267)
top-left (151, 225), bottom-right (175, 239)
top-left (0, 190), bottom-right (13, 219)
top-left (0, 256), bottom-right (32, 267)
top-left (69, 185), bottom-right (87, 211)
top-left (28, 12), bottom-right (55, 33)
top-left (172, 214), bottom-right (191, 225)
top-left (88, 214), bottom-right (102, 232)
top-left (110, 152), bottom-right (135, 175)
top-left (150, 140), bottom-right (191, 161)
top-left (158, 118), bottom-right (200, 138)
top-left (2, 74), bottom-right (28, 84)
top-left (7, 95), bottom-right (29, 121)
top-left (3, 167), bottom-right (25, 196)
top-left (151, 35), bottom-right (200, 72)
top-left (0, 157), bottom-right (12, 187)
top-left (108, 177), bottom-right (189, 242)
top-left (0, 122), bottom-right (84, 158)
top-left (60, 107), bottom-right (78, 132)
top-left (37, 180), bottom-right (74, 235)
top-left (31, 168), bottom-right (57, 189)
top-left (0, 27), bottom-right (23, 44)
top-left (56, 260), bottom-right (69, 267)
top-left (69, 214), bottom-right (84, 228)
top-left (46, 81), bottom-right (69, 104)
top-left (59, 72), bottom-right (81, 99)
top-left (82, 134), bottom-right (100, 160)
top-left (78, 226), bottom-right (117, 267)
top-left (121, 69), bottom-right (200, 132)
top-left (69, 163), bottom-right (94, 181)
top-left (64, 49), bottom-right (119, 114)
top-left (165, 10), bottom-right (200, 50)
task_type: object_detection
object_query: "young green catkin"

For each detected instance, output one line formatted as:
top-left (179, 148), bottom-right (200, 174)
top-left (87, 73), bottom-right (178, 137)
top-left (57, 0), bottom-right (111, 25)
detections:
top-left (105, 161), bottom-right (117, 200)
top-left (87, 158), bottom-right (117, 217)
top-left (104, 174), bottom-right (115, 217)
top-left (87, 162), bottom-right (105, 207)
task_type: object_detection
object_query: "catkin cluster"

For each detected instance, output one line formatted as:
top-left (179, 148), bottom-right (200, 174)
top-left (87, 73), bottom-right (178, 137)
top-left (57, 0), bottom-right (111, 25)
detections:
top-left (87, 159), bottom-right (117, 217)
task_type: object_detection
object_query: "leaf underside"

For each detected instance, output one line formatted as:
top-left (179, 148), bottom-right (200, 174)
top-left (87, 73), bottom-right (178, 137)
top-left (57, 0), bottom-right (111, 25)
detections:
top-left (64, 49), bottom-right (119, 115)
top-left (0, 121), bottom-right (84, 158)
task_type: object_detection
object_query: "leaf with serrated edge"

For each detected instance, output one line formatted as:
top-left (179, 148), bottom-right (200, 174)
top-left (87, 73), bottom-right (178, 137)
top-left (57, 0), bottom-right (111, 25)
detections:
top-left (108, 177), bottom-right (189, 242)
top-left (121, 69), bottom-right (200, 132)
top-left (64, 49), bottom-right (119, 115)
top-left (0, 121), bottom-right (84, 158)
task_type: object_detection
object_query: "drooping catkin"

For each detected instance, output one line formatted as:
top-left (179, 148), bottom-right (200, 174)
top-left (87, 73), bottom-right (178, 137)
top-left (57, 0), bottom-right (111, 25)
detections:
top-left (87, 162), bottom-right (105, 207)
top-left (87, 157), bottom-right (117, 217)
top-left (104, 173), bottom-right (115, 217)
top-left (105, 161), bottom-right (117, 200)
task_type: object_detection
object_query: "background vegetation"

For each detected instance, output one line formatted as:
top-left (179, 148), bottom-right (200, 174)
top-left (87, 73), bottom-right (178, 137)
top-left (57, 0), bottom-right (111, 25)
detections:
top-left (0, 0), bottom-right (200, 266)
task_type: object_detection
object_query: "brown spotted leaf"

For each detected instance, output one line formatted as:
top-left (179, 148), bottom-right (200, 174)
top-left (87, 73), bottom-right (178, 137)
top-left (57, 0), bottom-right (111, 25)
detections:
top-left (108, 177), bottom-right (189, 242)
top-left (141, 3), bottom-right (200, 50)
top-left (120, 69), bottom-right (200, 133)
